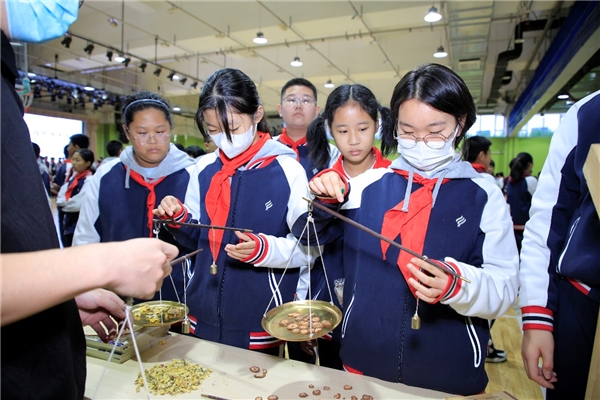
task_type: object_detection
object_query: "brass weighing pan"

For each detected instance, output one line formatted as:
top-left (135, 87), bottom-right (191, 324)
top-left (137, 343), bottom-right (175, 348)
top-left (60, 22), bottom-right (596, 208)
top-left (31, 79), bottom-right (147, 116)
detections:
top-left (262, 300), bottom-right (342, 342)
top-left (131, 300), bottom-right (189, 327)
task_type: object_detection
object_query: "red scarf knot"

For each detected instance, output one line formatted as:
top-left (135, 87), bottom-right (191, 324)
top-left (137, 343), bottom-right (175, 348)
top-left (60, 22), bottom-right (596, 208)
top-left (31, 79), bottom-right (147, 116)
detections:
top-left (278, 128), bottom-right (306, 161)
top-left (65, 170), bottom-right (91, 200)
top-left (126, 167), bottom-right (166, 236)
top-left (380, 169), bottom-right (449, 297)
top-left (205, 132), bottom-right (271, 263)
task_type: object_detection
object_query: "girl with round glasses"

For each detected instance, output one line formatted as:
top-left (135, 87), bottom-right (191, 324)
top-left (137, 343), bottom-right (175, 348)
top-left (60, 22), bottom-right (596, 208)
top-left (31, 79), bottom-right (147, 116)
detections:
top-left (154, 68), bottom-right (313, 355)
top-left (307, 63), bottom-right (519, 395)
top-left (74, 91), bottom-right (196, 304)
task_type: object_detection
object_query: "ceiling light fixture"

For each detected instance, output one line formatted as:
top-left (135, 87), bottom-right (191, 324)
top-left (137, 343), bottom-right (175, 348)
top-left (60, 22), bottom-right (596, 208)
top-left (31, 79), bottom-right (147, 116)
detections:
top-left (433, 45), bottom-right (447, 58)
top-left (84, 86), bottom-right (95, 91)
top-left (172, 106), bottom-right (181, 112)
top-left (190, 82), bottom-right (199, 89)
top-left (114, 54), bottom-right (125, 63)
top-left (83, 43), bottom-right (94, 55)
top-left (122, 57), bottom-right (131, 67)
top-left (106, 50), bottom-right (113, 61)
top-left (139, 62), bottom-right (147, 72)
top-left (180, 77), bottom-right (187, 85)
top-left (60, 34), bottom-right (72, 48)
top-left (324, 79), bottom-right (334, 88)
top-left (108, 18), bottom-right (118, 27)
top-left (153, 67), bottom-right (162, 76)
top-left (290, 56), bottom-right (303, 67)
top-left (424, 5), bottom-right (442, 23)
top-left (253, 32), bottom-right (268, 44)
top-left (557, 94), bottom-right (570, 100)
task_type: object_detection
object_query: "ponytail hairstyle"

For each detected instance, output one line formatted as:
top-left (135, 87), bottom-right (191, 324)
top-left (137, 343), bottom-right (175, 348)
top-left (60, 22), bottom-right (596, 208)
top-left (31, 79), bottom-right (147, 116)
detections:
top-left (122, 91), bottom-right (172, 129)
top-left (307, 84), bottom-right (396, 170)
top-left (462, 136), bottom-right (492, 163)
top-left (195, 68), bottom-right (269, 141)
top-left (509, 152), bottom-right (533, 182)
top-left (75, 149), bottom-right (95, 171)
top-left (390, 63), bottom-right (476, 149)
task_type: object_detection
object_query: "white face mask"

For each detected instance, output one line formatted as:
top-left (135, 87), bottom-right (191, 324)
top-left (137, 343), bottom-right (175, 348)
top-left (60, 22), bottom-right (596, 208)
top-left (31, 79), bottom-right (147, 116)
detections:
top-left (5, 0), bottom-right (79, 43)
top-left (210, 124), bottom-right (256, 159)
top-left (398, 126), bottom-right (459, 171)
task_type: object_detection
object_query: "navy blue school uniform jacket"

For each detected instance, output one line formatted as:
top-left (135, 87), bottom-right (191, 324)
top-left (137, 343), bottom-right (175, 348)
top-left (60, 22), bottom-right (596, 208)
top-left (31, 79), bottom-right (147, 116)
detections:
top-left (73, 144), bottom-right (195, 302)
top-left (165, 139), bottom-right (313, 351)
top-left (519, 90), bottom-right (600, 327)
top-left (309, 153), bottom-right (519, 395)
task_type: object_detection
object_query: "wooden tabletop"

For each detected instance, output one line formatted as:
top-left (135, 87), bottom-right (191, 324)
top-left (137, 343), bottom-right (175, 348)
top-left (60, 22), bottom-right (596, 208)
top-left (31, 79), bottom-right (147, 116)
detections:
top-left (85, 333), bottom-right (449, 400)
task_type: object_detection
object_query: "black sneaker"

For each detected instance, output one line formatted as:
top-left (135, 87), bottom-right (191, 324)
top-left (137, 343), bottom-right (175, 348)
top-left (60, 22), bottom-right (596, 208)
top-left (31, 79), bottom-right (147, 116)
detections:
top-left (486, 346), bottom-right (507, 363)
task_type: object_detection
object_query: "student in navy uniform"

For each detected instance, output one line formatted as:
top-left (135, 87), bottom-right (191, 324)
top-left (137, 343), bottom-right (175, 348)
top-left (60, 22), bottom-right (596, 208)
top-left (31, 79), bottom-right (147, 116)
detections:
top-left (307, 64), bottom-right (519, 395)
top-left (519, 90), bottom-right (600, 399)
top-left (274, 78), bottom-right (340, 179)
top-left (154, 68), bottom-right (312, 355)
top-left (505, 152), bottom-right (537, 252)
top-left (74, 91), bottom-right (196, 303)
top-left (303, 83), bottom-right (395, 369)
top-left (56, 149), bottom-right (94, 247)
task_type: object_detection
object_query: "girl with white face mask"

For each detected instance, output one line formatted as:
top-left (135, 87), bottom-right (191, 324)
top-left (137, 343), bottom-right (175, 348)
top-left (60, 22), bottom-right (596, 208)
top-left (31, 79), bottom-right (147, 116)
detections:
top-left (307, 63), bottom-right (519, 395)
top-left (154, 68), bottom-right (313, 356)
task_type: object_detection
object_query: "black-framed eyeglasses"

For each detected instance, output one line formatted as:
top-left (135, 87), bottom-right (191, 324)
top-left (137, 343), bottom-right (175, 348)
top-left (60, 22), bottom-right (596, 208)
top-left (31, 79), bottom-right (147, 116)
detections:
top-left (282, 96), bottom-right (316, 107)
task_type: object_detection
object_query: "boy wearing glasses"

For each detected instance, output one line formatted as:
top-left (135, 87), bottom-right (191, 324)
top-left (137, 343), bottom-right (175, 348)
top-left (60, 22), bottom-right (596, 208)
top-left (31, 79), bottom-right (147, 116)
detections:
top-left (275, 78), bottom-right (340, 179)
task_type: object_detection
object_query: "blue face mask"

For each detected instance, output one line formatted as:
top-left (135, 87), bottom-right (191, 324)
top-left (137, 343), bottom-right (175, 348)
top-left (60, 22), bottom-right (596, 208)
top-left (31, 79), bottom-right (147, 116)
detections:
top-left (5, 0), bottom-right (79, 43)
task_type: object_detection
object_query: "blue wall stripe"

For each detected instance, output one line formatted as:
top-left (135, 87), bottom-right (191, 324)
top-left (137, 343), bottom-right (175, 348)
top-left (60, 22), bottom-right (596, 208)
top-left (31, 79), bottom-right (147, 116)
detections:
top-left (509, 1), bottom-right (600, 133)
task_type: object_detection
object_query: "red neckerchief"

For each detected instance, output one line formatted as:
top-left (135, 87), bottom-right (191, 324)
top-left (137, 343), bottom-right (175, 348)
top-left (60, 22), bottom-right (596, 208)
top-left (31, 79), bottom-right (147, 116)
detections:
top-left (205, 132), bottom-right (270, 262)
top-left (330, 147), bottom-right (391, 178)
top-left (278, 128), bottom-right (306, 161)
top-left (64, 170), bottom-right (91, 200)
top-left (380, 169), bottom-right (449, 297)
top-left (471, 163), bottom-right (487, 174)
top-left (126, 167), bottom-right (166, 236)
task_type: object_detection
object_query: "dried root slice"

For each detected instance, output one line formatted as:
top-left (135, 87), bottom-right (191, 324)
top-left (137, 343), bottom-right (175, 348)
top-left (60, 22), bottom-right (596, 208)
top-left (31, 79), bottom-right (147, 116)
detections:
top-left (323, 386), bottom-right (330, 391)
top-left (299, 393), bottom-right (308, 398)
top-left (361, 395), bottom-right (374, 400)
top-left (308, 384), bottom-right (314, 388)
top-left (312, 389), bottom-right (321, 395)
top-left (253, 369), bottom-right (268, 379)
top-left (334, 394), bottom-right (341, 399)
top-left (267, 396), bottom-right (278, 400)
top-left (249, 366), bottom-right (261, 373)
top-left (344, 384), bottom-right (353, 390)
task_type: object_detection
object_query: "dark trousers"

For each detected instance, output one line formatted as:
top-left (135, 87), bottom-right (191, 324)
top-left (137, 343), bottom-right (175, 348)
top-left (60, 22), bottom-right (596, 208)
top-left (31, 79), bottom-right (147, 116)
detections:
top-left (547, 278), bottom-right (599, 400)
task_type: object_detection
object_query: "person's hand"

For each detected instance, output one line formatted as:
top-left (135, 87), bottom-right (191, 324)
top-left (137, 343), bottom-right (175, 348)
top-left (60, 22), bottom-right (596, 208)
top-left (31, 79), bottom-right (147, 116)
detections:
top-left (75, 289), bottom-right (125, 343)
top-left (301, 339), bottom-right (317, 355)
top-left (522, 329), bottom-right (557, 388)
top-left (101, 238), bottom-right (177, 299)
top-left (309, 171), bottom-right (346, 202)
top-left (153, 195), bottom-right (182, 218)
top-left (406, 257), bottom-right (449, 304)
top-left (225, 231), bottom-right (256, 261)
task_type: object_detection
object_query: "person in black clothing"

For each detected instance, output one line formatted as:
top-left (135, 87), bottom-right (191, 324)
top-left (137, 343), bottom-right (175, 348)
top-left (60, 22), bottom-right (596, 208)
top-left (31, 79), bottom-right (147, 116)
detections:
top-left (1, 7), bottom-right (178, 399)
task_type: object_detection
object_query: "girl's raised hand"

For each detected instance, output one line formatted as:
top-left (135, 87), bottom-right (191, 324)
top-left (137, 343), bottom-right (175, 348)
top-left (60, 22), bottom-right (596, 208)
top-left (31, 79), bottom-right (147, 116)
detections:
top-left (309, 171), bottom-right (346, 202)
top-left (153, 195), bottom-right (182, 218)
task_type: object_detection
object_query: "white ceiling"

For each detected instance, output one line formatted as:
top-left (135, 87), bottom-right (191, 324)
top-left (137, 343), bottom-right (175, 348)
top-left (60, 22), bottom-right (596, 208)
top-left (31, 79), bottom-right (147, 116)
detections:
top-left (21, 0), bottom-right (580, 134)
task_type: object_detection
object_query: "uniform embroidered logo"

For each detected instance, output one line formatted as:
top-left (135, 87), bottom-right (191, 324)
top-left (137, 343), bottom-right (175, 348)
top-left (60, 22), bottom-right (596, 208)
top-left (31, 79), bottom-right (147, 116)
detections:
top-left (456, 215), bottom-right (466, 227)
top-left (265, 200), bottom-right (273, 211)
top-left (312, 168), bottom-right (319, 175)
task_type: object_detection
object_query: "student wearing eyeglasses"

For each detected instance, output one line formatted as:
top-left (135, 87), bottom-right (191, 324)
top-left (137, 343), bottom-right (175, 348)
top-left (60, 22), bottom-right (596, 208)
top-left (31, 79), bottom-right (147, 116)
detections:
top-left (74, 91), bottom-right (196, 304)
top-left (306, 64), bottom-right (519, 395)
top-left (274, 78), bottom-right (340, 180)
